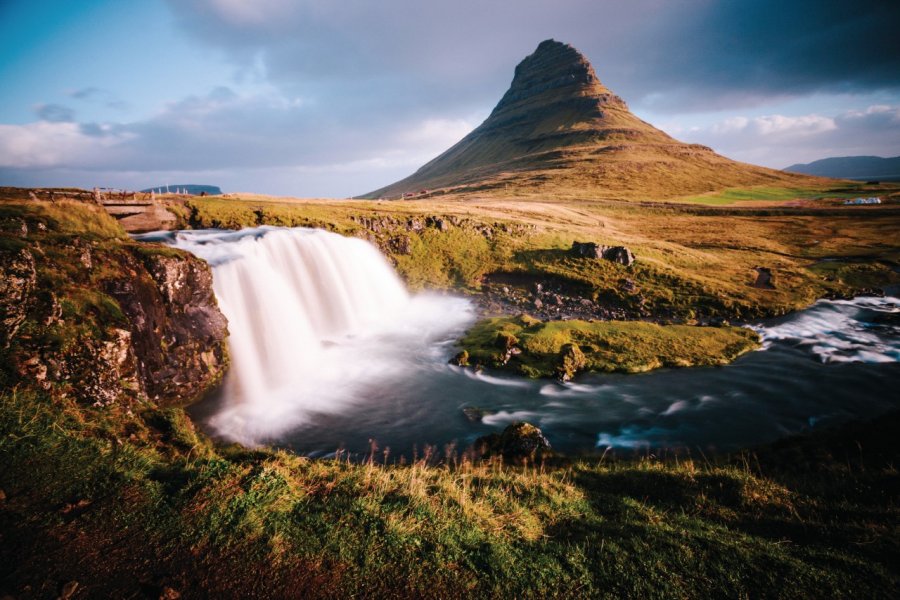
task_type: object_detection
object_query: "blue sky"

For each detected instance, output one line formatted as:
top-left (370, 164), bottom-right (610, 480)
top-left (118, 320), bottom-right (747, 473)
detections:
top-left (1, 0), bottom-right (898, 197)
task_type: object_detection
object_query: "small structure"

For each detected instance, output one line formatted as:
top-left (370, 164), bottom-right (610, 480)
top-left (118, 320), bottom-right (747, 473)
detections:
top-left (844, 197), bottom-right (882, 205)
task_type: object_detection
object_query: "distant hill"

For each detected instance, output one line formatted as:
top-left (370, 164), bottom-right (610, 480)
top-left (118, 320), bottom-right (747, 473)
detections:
top-left (363, 39), bottom-right (811, 200)
top-left (141, 184), bottom-right (222, 195)
top-left (785, 156), bottom-right (900, 181)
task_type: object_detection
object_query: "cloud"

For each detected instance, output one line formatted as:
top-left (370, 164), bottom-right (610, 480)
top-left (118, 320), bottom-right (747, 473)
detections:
top-left (3, 1), bottom-right (899, 195)
top-left (669, 105), bottom-right (900, 167)
top-left (0, 121), bottom-right (130, 168)
top-left (68, 87), bottom-right (131, 110)
top-left (165, 0), bottom-right (900, 112)
top-left (34, 103), bottom-right (75, 123)
top-left (0, 86), bottom-right (480, 196)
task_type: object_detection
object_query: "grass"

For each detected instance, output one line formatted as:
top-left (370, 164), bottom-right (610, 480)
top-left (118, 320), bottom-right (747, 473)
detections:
top-left (2, 190), bottom-right (899, 597)
top-left (177, 189), bottom-right (900, 321)
top-left (458, 314), bottom-right (759, 378)
top-left (672, 184), bottom-right (887, 206)
top-left (1, 388), bottom-right (897, 598)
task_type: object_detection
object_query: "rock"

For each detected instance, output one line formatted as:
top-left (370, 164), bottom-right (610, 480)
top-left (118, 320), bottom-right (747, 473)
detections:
top-left (56, 328), bottom-right (139, 406)
top-left (450, 350), bottom-right (469, 366)
top-left (753, 267), bottom-right (776, 290)
top-left (570, 241), bottom-right (635, 266)
top-left (388, 235), bottom-right (412, 255)
top-left (556, 343), bottom-right (586, 381)
top-left (118, 250), bottom-right (229, 404)
top-left (603, 246), bottom-right (635, 266)
top-left (571, 241), bottom-right (603, 258)
top-left (0, 488), bottom-right (6, 501)
top-left (0, 247), bottom-right (36, 346)
top-left (494, 332), bottom-right (519, 351)
top-left (462, 406), bottom-right (495, 423)
top-left (475, 422), bottom-right (551, 461)
top-left (78, 246), bottom-right (92, 270)
top-left (426, 216), bottom-right (450, 232)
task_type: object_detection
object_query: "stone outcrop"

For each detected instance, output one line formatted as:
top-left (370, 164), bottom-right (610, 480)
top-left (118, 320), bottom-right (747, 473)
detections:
top-left (104, 250), bottom-right (229, 403)
top-left (571, 241), bottom-right (635, 266)
top-left (0, 247), bottom-right (36, 347)
top-left (475, 422), bottom-right (552, 461)
top-left (556, 343), bottom-right (586, 382)
top-left (1, 204), bottom-right (228, 406)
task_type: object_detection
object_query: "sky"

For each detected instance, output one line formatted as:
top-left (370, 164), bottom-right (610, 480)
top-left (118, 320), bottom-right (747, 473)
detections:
top-left (1, 0), bottom-right (898, 198)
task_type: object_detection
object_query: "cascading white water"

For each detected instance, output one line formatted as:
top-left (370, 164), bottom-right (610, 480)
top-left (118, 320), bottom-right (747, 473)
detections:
top-left (165, 226), bottom-right (475, 445)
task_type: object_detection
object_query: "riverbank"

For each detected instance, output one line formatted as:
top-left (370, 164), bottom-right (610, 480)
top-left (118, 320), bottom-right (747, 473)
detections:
top-left (2, 386), bottom-right (898, 598)
top-left (2, 191), bottom-right (899, 597)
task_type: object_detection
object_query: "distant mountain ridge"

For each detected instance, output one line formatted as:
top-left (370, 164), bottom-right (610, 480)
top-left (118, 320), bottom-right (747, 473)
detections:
top-left (141, 184), bottom-right (222, 195)
top-left (785, 156), bottom-right (900, 180)
top-left (363, 39), bottom-right (811, 200)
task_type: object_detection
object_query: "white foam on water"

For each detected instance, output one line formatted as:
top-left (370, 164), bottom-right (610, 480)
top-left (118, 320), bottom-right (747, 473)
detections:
top-left (661, 400), bottom-right (689, 416)
top-left (161, 227), bottom-right (475, 445)
top-left (481, 410), bottom-right (541, 426)
top-left (751, 296), bottom-right (900, 364)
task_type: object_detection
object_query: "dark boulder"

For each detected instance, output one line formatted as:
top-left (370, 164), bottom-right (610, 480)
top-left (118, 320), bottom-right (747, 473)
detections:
top-left (571, 241), bottom-right (604, 258)
top-left (753, 267), bottom-right (776, 290)
top-left (570, 241), bottom-right (635, 266)
top-left (603, 246), bottom-right (635, 266)
top-left (556, 343), bottom-right (586, 381)
top-left (475, 422), bottom-right (552, 461)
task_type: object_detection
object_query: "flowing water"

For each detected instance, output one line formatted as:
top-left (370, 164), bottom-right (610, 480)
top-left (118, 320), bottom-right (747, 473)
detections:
top-left (138, 227), bottom-right (900, 457)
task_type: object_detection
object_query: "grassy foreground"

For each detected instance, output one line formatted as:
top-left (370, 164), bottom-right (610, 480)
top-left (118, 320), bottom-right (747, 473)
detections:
top-left (2, 389), bottom-right (898, 599)
top-left (457, 315), bottom-right (759, 378)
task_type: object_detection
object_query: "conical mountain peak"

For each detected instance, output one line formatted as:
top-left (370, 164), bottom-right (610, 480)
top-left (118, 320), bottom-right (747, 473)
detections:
top-left (363, 40), bottom-right (807, 200)
top-left (492, 40), bottom-right (619, 112)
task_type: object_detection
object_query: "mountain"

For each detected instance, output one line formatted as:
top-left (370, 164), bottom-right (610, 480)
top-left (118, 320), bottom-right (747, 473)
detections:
top-left (141, 184), bottom-right (222, 195)
top-left (785, 156), bottom-right (900, 181)
top-left (363, 40), bottom-right (812, 200)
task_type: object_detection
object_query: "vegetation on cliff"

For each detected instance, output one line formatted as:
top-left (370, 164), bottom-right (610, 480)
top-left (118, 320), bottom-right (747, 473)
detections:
top-left (0, 198), bottom-right (228, 406)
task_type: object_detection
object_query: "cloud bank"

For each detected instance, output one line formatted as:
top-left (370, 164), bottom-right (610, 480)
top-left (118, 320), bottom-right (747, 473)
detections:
top-left (1, 0), bottom-right (898, 195)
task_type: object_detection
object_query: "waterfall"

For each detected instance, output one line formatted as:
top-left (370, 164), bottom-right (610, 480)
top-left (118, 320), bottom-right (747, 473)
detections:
top-left (165, 226), bottom-right (474, 446)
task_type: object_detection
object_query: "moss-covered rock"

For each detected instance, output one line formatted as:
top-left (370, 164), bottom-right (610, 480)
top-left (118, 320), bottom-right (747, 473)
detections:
top-left (459, 315), bottom-right (760, 378)
top-left (556, 342), bottom-right (586, 381)
top-left (475, 421), bottom-right (552, 461)
top-left (1, 197), bottom-right (229, 406)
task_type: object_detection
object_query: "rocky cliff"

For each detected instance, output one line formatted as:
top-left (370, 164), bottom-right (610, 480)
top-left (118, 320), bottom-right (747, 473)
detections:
top-left (364, 39), bottom-right (813, 200)
top-left (0, 198), bottom-right (228, 406)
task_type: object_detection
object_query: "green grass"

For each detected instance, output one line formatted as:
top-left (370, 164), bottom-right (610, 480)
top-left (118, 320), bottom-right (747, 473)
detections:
top-left (1, 389), bottom-right (897, 598)
top-left (178, 194), bottom-right (900, 323)
top-left (459, 315), bottom-right (760, 378)
top-left (674, 184), bottom-right (883, 206)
